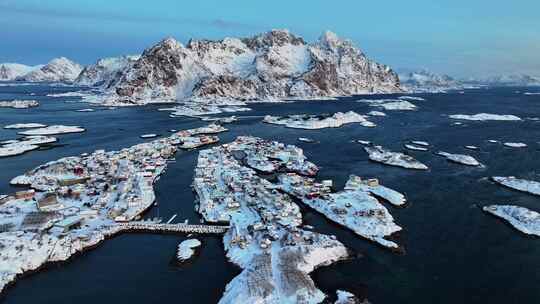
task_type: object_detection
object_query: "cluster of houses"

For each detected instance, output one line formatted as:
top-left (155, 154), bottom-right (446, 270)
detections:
top-left (194, 136), bottom-right (326, 251)
top-left (0, 138), bottom-right (177, 237)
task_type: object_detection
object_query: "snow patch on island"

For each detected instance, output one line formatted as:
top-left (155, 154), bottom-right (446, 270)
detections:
top-left (483, 205), bottom-right (540, 236)
top-left (364, 146), bottom-right (428, 170)
top-left (449, 113), bottom-right (521, 121)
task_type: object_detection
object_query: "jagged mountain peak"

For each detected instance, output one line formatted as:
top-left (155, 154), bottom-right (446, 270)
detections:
top-left (242, 29), bottom-right (306, 50)
top-left (143, 37), bottom-right (184, 57)
top-left (106, 30), bottom-right (402, 104)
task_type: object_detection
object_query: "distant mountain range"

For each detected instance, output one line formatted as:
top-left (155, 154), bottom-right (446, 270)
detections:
top-left (0, 57), bottom-right (82, 82)
top-left (0, 63), bottom-right (41, 81)
top-left (464, 74), bottom-right (540, 87)
top-left (397, 69), bottom-right (460, 92)
top-left (398, 69), bottom-right (540, 92)
top-left (1, 30), bottom-right (402, 102)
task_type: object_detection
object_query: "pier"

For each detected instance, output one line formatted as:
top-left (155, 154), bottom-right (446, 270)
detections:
top-left (118, 222), bottom-right (229, 234)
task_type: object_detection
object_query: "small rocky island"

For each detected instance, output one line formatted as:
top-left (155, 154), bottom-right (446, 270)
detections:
top-left (436, 151), bottom-right (483, 167)
top-left (483, 205), bottom-right (540, 236)
top-left (364, 146), bottom-right (429, 170)
top-left (492, 176), bottom-right (540, 196)
top-left (263, 111), bottom-right (375, 129)
top-left (0, 100), bottom-right (39, 109)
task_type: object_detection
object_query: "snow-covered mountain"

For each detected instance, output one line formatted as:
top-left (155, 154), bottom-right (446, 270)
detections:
top-left (108, 30), bottom-right (401, 104)
top-left (75, 55), bottom-right (140, 88)
top-left (0, 63), bottom-right (41, 81)
top-left (466, 74), bottom-right (540, 87)
top-left (398, 69), bottom-right (460, 92)
top-left (16, 57), bottom-right (83, 83)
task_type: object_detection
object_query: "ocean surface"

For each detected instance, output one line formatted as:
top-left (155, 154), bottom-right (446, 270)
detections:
top-left (1, 84), bottom-right (540, 303)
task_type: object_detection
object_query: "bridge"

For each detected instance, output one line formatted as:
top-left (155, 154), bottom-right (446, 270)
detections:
top-left (118, 222), bottom-right (230, 234)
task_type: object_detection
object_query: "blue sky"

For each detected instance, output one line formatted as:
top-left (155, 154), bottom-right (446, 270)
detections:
top-left (0, 0), bottom-right (538, 77)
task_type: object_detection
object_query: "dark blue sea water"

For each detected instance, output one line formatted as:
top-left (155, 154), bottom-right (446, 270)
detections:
top-left (1, 84), bottom-right (540, 303)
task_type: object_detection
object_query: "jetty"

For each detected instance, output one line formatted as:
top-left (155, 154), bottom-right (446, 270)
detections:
top-left (118, 222), bottom-right (229, 234)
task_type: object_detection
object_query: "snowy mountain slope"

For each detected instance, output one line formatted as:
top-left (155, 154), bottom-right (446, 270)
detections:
top-left (0, 63), bottom-right (41, 81)
top-left (108, 30), bottom-right (401, 104)
top-left (16, 57), bottom-right (82, 82)
top-left (75, 55), bottom-right (140, 88)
